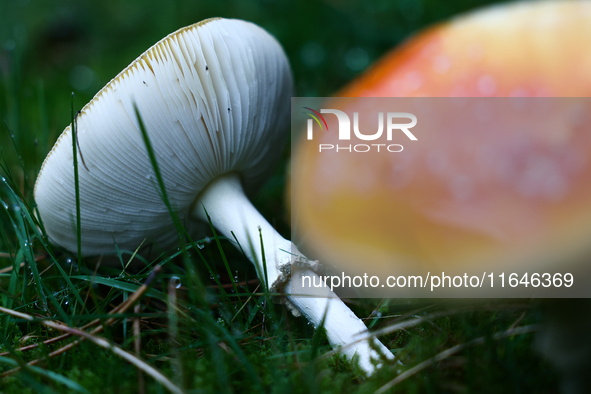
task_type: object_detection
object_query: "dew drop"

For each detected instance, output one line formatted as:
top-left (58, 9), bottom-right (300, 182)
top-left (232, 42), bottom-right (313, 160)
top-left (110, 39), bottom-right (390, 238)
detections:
top-left (170, 275), bottom-right (182, 289)
top-left (66, 258), bottom-right (73, 264)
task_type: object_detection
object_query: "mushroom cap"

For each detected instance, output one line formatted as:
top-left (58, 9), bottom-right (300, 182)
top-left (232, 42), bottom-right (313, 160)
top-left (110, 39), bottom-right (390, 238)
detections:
top-left (340, 1), bottom-right (591, 98)
top-left (292, 1), bottom-right (591, 282)
top-left (34, 18), bottom-right (293, 255)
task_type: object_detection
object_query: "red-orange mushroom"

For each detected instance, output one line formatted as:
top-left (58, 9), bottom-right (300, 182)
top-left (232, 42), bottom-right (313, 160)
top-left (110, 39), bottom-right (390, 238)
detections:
top-left (341, 1), bottom-right (591, 98)
top-left (290, 2), bottom-right (591, 389)
top-left (292, 1), bottom-right (591, 293)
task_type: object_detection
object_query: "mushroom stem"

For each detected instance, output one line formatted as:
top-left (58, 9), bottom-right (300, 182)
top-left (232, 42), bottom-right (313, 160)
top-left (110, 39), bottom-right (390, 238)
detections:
top-left (192, 173), bottom-right (393, 374)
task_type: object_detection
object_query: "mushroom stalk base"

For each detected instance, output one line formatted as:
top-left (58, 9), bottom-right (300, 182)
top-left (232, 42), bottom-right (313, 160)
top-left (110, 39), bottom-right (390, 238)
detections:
top-left (192, 173), bottom-right (393, 374)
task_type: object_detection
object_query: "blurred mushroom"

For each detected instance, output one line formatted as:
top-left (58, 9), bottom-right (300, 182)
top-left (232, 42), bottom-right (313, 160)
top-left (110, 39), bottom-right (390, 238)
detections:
top-left (294, 1), bottom-right (591, 279)
top-left (291, 1), bottom-right (591, 390)
top-left (341, 1), bottom-right (591, 98)
top-left (34, 18), bottom-right (391, 374)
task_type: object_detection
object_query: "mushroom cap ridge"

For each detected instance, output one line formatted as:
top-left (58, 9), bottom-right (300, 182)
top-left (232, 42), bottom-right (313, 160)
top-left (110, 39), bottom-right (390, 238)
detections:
top-left (34, 18), bottom-right (293, 255)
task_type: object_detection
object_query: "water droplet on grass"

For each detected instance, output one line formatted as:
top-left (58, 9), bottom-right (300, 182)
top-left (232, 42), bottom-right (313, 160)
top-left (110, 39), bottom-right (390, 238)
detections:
top-left (170, 275), bottom-right (182, 289)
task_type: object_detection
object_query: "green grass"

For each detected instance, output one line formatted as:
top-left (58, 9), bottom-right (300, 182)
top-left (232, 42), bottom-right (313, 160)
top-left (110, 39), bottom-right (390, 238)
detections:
top-left (0, 0), bottom-right (563, 392)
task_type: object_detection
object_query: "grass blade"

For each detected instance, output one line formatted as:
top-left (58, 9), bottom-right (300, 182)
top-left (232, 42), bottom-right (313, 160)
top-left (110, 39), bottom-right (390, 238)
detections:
top-left (0, 356), bottom-right (91, 394)
top-left (71, 94), bottom-right (84, 272)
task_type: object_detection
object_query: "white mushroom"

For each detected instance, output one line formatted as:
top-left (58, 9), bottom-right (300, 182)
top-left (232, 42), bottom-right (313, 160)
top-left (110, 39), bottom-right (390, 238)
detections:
top-left (34, 18), bottom-right (392, 374)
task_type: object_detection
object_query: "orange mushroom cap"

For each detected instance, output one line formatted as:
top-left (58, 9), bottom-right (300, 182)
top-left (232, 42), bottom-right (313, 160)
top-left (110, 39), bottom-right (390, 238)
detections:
top-left (341, 1), bottom-right (591, 98)
top-left (292, 1), bottom-right (591, 294)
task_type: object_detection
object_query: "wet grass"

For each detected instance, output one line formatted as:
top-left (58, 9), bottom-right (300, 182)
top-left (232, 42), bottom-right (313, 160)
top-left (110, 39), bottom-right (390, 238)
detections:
top-left (0, 0), bottom-right (562, 392)
top-left (0, 166), bottom-right (561, 391)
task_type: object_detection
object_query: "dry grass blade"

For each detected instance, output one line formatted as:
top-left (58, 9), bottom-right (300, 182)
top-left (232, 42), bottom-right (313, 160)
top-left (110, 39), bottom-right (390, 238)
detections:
top-left (0, 261), bottom-right (25, 274)
top-left (0, 266), bottom-right (161, 359)
top-left (375, 325), bottom-right (540, 394)
top-left (317, 308), bottom-right (471, 365)
top-left (0, 267), bottom-right (161, 366)
top-left (1, 252), bottom-right (47, 274)
top-left (0, 305), bottom-right (184, 394)
top-left (27, 262), bottom-right (55, 286)
top-left (370, 308), bottom-right (474, 339)
top-left (167, 277), bottom-right (183, 385)
top-left (363, 299), bottom-right (384, 324)
top-left (134, 302), bottom-right (145, 394)
top-left (231, 284), bottom-right (260, 322)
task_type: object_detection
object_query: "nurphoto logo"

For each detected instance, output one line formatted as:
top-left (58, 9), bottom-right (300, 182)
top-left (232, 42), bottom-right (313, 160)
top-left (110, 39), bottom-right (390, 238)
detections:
top-left (303, 107), bottom-right (417, 153)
